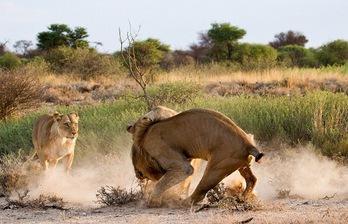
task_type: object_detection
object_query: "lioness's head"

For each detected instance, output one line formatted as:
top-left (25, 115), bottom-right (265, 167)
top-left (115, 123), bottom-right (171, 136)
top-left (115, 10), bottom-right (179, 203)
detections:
top-left (126, 106), bottom-right (178, 134)
top-left (53, 112), bottom-right (79, 139)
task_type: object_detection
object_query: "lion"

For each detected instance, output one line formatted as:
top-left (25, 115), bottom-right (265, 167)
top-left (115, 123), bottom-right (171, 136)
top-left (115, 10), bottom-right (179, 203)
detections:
top-left (128, 106), bottom-right (201, 196)
top-left (128, 108), bottom-right (264, 205)
top-left (32, 112), bottom-right (79, 173)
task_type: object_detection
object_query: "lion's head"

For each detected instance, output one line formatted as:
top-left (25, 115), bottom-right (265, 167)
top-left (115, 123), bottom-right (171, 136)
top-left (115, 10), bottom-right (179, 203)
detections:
top-left (131, 144), bottom-right (165, 181)
top-left (52, 112), bottom-right (79, 139)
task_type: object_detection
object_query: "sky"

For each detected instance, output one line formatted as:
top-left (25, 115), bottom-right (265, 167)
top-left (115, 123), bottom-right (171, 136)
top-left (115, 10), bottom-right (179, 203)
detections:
top-left (1, 0), bottom-right (347, 53)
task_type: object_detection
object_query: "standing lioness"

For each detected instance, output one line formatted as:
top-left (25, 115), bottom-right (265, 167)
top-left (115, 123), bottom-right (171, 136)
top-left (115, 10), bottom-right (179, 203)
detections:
top-left (32, 112), bottom-right (79, 173)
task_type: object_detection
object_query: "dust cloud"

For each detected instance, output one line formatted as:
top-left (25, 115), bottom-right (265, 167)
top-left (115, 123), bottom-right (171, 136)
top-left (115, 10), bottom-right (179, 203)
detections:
top-left (253, 145), bottom-right (348, 200)
top-left (25, 142), bottom-right (347, 206)
top-left (27, 138), bottom-right (139, 206)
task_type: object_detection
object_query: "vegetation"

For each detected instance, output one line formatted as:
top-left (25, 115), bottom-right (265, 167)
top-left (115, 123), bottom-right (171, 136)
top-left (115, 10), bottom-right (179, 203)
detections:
top-left (44, 46), bottom-right (122, 79)
top-left (317, 39), bottom-right (348, 66)
top-left (0, 91), bottom-right (347, 159)
top-left (0, 52), bottom-right (21, 70)
top-left (269, 30), bottom-right (308, 49)
top-left (207, 23), bottom-right (246, 60)
top-left (233, 43), bottom-right (278, 70)
top-left (0, 71), bottom-right (43, 120)
top-left (37, 24), bottom-right (89, 50)
top-left (277, 45), bottom-right (318, 67)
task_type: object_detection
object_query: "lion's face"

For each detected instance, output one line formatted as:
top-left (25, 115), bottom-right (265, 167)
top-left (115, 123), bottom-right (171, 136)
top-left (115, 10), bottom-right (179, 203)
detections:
top-left (54, 112), bottom-right (79, 139)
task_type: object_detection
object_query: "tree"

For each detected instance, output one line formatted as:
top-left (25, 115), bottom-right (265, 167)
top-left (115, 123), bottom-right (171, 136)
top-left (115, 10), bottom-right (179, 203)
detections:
top-left (37, 24), bottom-right (89, 50)
top-left (269, 30), bottom-right (308, 49)
top-left (317, 39), bottom-right (348, 66)
top-left (207, 23), bottom-right (246, 60)
top-left (13, 40), bottom-right (33, 55)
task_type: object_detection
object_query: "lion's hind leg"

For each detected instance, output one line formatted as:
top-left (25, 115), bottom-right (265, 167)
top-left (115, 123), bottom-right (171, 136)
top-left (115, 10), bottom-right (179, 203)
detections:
top-left (189, 157), bottom-right (243, 205)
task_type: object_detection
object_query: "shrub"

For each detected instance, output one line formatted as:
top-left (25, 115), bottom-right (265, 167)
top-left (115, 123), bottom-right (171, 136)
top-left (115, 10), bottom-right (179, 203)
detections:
top-left (148, 82), bottom-right (201, 106)
top-left (96, 186), bottom-right (142, 206)
top-left (21, 56), bottom-right (51, 76)
top-left (277, 45), bottom-right (318, 67)
top-left (317, 39), bottom-right (348, 66)
top-left (0, 71), bottom-right (43, 120)
top-left (0, 52), bottom-right (22, 70)
top-left (45, 46), bottom-right (123, 79)
top-left (232, 43), bottom-right (277, 70)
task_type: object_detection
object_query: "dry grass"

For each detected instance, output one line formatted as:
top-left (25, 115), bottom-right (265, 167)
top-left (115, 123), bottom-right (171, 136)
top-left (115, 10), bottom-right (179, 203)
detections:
top-left (157, 66), bottom-right (348, 84)
top-left (0, 70), bottom-right (44, 120)
top-left (196, 183), bottom-right (261, 213)
top-left (3, 193), bottom-right (65, 210)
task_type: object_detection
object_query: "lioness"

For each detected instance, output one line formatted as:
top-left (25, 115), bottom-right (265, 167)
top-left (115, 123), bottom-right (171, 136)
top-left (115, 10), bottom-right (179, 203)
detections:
top-left (129, 106), bottom-right (200, 196)
top-left (32, 112), bottom-right (79, 173)
top-left (128, 109), bottom-right (263, 205)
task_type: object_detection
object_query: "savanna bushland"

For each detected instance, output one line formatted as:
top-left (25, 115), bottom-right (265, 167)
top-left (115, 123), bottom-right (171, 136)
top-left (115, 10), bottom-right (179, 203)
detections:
top-left (0, 23), bottom-right (347, 223)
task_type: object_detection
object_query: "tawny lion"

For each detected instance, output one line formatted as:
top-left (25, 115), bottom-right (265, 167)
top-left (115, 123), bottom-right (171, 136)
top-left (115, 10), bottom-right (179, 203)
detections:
top-left (32, 112), bottom-right (79, 173)
top-left (128, 108), bottom-right (264, 205)
top-left (128, 106), bottom-right (201, 196)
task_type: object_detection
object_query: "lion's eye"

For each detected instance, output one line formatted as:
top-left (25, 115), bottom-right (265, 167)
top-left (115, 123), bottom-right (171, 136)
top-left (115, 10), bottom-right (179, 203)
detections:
top-left (64, 123), bottom-right (70, 127)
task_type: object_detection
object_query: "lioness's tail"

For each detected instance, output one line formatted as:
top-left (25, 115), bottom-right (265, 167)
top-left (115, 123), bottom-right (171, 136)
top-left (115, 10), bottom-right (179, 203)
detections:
top-left (247, 146), bottom-right (264, 162)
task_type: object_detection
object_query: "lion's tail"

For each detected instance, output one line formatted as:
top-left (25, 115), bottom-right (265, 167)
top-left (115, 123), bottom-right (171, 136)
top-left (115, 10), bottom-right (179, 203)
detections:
top-left (247, 146), bottom-right (264, 163)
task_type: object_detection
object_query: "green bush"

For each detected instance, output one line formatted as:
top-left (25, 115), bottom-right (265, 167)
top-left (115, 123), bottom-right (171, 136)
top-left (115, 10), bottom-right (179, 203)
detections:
top-left (232, 43), bottom-right (277, 70)
top-left (317, 39), bottom-right (348, 66)
top-left (277, 45), bottom-right (318, 67)
top-left (45, 46), bottom-right (124, 79)
top-left (0, 53), bottom-right (21, 70)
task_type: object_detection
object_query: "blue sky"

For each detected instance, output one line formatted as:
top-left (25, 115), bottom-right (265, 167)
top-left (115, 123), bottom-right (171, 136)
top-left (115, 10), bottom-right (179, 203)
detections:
top-left (1, 0), bottom-right (347, 53)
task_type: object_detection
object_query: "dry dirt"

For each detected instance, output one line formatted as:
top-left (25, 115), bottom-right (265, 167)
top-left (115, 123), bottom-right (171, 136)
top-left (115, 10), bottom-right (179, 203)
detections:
top-left (1, 147), bottom-right (347, 224)
top-left (1, 197), bottom-right (348, 224)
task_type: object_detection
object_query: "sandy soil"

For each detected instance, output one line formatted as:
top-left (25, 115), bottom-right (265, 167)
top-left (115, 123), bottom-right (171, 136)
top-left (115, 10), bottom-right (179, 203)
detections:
top-left (1, 197), bottom-right (347, 224)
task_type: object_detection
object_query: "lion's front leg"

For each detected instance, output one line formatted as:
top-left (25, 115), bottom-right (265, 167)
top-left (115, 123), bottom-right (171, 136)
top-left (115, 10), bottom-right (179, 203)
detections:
top-left (149, 168), bottom-right (192, 207)
top-left (146, 149), bottom-right (194, 207)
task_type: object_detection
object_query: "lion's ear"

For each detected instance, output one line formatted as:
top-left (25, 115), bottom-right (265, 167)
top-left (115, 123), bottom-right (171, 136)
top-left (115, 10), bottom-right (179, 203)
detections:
top-left (127, 124), bottom-right (135, 134)
top-left (53, 112), bottom-right (63, 122)
top-left (70, 112), bottom-right (79, 121)
top-left (142, 117), bottom-right (151, 122)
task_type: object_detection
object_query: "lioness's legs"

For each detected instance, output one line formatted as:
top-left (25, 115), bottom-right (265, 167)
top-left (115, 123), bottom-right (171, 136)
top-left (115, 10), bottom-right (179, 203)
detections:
top-left (189, 157), bottom-right (243, 204)
top-left (62, 153), bottom-right (74, 174)
top-left (37, 152), bottom-right (48, 171)
top-left (238, 165), bottom-right (257, 198)
top-left (48, 159), bottom-right (58, 169)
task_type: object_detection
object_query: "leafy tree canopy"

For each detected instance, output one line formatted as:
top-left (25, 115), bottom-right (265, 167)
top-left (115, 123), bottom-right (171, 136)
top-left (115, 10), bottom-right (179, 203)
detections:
top-left (37, 24), bottom-right (89, 50)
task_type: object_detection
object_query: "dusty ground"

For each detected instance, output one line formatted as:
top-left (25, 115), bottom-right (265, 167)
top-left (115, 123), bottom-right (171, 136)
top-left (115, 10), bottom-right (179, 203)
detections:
top-left (1, 197), bottom-right (348, 224)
